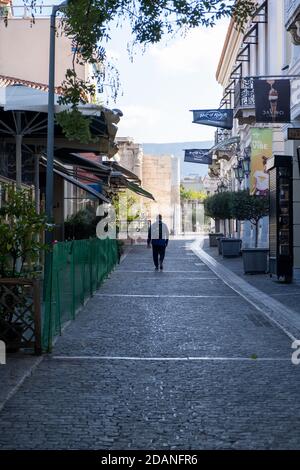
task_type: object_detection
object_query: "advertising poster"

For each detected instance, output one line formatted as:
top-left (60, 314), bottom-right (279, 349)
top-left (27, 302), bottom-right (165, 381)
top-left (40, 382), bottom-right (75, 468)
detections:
top-left (254, 79), bottom-right (291, 123)
top-left (250, 128), bottom-right (273, 195)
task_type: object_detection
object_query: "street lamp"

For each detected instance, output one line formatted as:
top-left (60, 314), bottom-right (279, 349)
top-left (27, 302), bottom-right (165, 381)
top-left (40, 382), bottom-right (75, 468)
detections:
top-left (217, 180), bottom-right (228, 193)
top-left (242, 146), bottom-right (251, 190)
top-left (242, 153), bottom-right (251, 176)
top-left (45, 0), bottom-right (69, 244)
top-left (233, 160), bottom-right (245, 186)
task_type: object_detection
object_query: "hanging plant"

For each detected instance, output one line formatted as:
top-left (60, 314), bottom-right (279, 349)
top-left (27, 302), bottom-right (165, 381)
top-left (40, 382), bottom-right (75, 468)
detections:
top-left (55, 108), bottom-right (98, 144)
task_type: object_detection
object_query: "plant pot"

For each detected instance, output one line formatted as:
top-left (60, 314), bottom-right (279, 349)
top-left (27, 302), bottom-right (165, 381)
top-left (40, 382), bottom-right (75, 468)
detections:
top-left (221, 239), bottom-right (242, 258)
top-left (0, 321), bottom-right (23, 353)
top-left (242, 248), bottom-right (269, 274)
top-left (209, 233), bottom-right (224, 247)
top-left (217, 237), bottom-right (228, 255)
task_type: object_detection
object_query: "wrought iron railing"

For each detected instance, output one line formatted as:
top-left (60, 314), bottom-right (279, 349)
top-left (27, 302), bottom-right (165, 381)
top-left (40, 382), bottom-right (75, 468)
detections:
top-left (234, 78), bottom-right (255, 110)
top-left (215, 128), bottom-right (233, 145)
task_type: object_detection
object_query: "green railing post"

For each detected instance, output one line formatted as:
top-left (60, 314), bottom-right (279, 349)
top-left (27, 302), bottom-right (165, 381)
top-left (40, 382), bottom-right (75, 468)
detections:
top-left (70, 241), bottom-right (76, 320)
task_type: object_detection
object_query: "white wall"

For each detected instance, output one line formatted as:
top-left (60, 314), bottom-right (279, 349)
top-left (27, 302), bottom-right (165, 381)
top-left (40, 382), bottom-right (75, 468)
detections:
top-left (0, 17), bottom-right (86, 87)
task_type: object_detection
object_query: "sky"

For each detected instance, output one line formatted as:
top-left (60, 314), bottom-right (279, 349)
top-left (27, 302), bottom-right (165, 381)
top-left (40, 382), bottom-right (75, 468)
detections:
top-left (106, 21), bottom-right (229, 143)
top-left (12, 1), bottom-right (229, 144)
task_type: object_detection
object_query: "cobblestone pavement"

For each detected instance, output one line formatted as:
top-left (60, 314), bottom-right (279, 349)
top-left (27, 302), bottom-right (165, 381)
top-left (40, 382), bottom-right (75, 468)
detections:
top-left (1, 240), bottom-right (300, 450)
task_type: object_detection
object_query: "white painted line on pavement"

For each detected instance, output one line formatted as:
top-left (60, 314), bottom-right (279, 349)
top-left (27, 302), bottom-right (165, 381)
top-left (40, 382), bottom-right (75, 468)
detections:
top-left (112, 272), bottom-right (219, 280)
top-left (52, 355), bottom-right (290, 362)
top-left (127, 277), bottom-right (220, 281)
top-left (271, 292), bottom-right (300, 296)
top-left (95, 293), bottom-right (237, 298)
top-left (116, 270), bottom-right (209, 273)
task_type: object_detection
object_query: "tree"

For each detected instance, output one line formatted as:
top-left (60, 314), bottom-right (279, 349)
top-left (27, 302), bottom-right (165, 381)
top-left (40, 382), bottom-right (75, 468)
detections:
top-left (0, 184), bottom-right (49, 277)
top-left (180, 185), bottom-right (206, 201)
top-left (231, 190), bottom-right (269, 247)
top-left (204, 191), bottom-right (233, 235)
top-left (64, 205), bottom-right (98, 240)
top-left (9, 1), bottom-right (257, 141)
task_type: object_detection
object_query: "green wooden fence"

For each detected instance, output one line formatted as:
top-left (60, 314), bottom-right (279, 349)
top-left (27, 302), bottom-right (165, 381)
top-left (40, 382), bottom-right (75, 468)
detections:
top-left (42, 238), bottom-right (118, 351)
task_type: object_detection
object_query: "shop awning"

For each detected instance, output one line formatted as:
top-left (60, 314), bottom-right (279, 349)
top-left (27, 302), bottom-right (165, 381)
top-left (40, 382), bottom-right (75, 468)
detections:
top-left (102, 161), bottom-right (141, 184)
top-left (52, 167), bottom-right (110, 203)
top-left (126, 181), bottom-right (155, 200)
top-left (54, 150), bottom-right (110, 174)
top-left (53, 152), bottom-right (150, 197)
top-left (103, 170), bottom-right (154, 200)
top-left (0, 84), bottom-right (121, 158)
top-left (39, 159), bottom-right (110, 203)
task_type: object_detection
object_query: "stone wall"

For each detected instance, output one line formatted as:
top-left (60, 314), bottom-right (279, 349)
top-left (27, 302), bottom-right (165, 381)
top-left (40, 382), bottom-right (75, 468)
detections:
top-left (115, 138), bottom-right (180, 234)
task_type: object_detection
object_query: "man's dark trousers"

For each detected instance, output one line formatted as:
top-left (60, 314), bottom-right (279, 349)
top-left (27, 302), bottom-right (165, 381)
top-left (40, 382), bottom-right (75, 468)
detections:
top-left (152, 244), bottom-right (166, 268)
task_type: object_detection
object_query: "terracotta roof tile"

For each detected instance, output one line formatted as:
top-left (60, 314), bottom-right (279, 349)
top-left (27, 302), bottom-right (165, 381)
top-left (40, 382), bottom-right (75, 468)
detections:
top-left (0, 74), bottom-right (63, 94)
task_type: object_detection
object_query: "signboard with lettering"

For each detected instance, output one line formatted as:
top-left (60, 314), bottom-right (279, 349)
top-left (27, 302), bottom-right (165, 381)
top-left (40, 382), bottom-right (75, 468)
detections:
top-left (254, 79), bottom-right (291, 123)
top-left (184, 149), bottom-right (212, 165)
top-left (190, 109), bottom-right (233, 130)
top-left (250, 128), bottom-right (273, 195)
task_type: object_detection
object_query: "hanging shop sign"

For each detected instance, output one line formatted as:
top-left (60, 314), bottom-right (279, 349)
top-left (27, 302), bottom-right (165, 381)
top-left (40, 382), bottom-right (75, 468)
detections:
top-left (191, 109), bottom-right (233, 130)
top-left (250, 128), bottom-right (273, 196)
top-left (253, 79), bottom-right (291, 123)
top-left (184, 149), bottom-right (212, 165)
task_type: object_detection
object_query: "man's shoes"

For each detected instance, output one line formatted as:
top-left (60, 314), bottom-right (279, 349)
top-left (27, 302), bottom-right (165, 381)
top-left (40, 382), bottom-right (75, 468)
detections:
top-left (155, 267), bottom-right (159, 271)
top-left (160, 263), bottom-right (163, 271)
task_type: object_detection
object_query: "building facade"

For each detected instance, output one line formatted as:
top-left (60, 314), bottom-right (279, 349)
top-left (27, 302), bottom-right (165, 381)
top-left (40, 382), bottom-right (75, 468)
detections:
top-left (213, 0), bottom-right (288, 246)
top-left (0, 11), bottom-right (88, 90)
top-left (115, 137), bottom-right (181, 235)
top-left (0, 6), bottom-right (125, 241)
top-left (284, 0), bottom-right (300, 278)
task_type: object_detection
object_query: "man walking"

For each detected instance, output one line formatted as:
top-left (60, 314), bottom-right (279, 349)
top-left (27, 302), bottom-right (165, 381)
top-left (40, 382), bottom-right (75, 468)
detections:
top-left (147, 214), bottom-right (169, 271)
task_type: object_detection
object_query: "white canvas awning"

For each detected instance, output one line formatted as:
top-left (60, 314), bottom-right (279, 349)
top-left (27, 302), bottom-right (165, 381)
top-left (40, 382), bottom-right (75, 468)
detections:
top-left (0, 84), bottom-right (112, 117)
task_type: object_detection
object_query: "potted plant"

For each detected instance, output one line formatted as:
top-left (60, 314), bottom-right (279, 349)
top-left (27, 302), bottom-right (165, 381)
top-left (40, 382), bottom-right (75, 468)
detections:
top-left (0, 184), bottom-right (48, 352)
top-left (64, 205), bottom-right (98, 240)
top-left (204, 192), bottom-right (242, 255)
top-left (231, 190), bottom-right (269, 274)
top-left (221, 237), bottom-right (242, 257)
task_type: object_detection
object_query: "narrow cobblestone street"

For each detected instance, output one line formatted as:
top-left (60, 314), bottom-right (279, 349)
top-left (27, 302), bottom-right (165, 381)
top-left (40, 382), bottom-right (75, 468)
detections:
top-left (1, 239), bottom-right (300, 450)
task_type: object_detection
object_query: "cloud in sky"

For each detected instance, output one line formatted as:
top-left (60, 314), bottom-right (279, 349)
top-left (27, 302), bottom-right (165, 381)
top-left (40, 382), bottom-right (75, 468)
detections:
top-left (117, 103), bottom-right (217, 144)
top-left (106, 19), bottom-right (230, 143)
top-left (149, 27), bottom-right (227, 75)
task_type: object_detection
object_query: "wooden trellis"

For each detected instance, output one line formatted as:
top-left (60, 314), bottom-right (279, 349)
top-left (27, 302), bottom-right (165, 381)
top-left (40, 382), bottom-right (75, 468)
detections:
top-left (0, 278), bottom-right (41, 354)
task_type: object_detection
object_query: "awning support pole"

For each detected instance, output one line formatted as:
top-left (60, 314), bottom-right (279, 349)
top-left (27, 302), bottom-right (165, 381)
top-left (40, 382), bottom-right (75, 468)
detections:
top-left (15, 112), bottom-right (22, 188)
top-left (34, 153), bottom-right (40, 214)
top-left (45, 5), bottom-right (58, 241)
top-left (45, 0), bottom-right (68, 241)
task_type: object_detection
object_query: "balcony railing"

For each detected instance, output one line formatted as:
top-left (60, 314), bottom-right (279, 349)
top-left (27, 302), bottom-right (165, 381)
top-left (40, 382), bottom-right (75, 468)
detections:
top-left (234, 78), bottom-right (255, 112)
top-left (215, 128), bottom-right (232, 145)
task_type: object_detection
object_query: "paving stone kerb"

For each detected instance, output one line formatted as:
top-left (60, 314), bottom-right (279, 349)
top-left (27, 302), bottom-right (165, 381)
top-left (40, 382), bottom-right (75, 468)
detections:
top-left (0, 240), bottom-right (300, 450)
